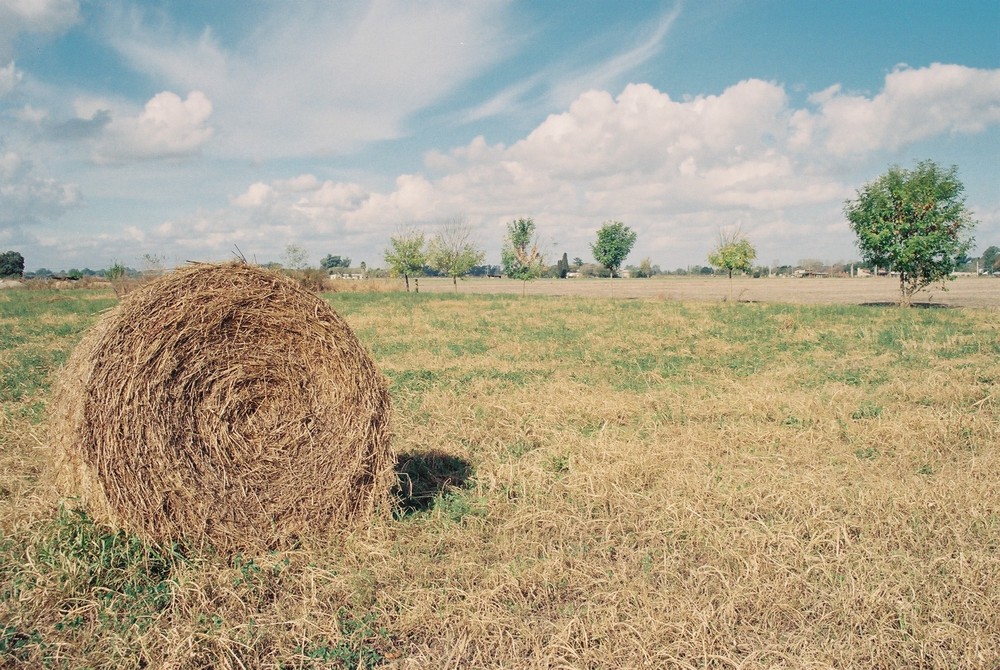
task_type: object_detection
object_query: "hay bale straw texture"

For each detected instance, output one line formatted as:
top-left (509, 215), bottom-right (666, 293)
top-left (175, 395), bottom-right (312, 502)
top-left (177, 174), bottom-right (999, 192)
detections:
top-left (49, 262), bottom-right (393, 552)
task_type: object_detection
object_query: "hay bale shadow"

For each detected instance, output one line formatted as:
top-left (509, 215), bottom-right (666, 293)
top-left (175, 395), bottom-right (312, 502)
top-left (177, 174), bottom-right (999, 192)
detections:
top-left (394, 451), bottom-right (473, 517)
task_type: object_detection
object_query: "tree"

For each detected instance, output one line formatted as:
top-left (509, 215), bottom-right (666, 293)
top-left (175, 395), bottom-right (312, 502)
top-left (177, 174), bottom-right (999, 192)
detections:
top-left (384, 228), bottom-right (426, 292)
top-left (0, 251), bottom-right (25, 278)
top-left (708, 227), bottom-right (757, 300)
top-left (556, 253), bottom-right (570, 278)
top-left (426, 220), bottom-right (485, 292)
top-left (282, 244), bottom-right (310, 271)
top-left (591, 220), bottom-right (637, 279)
top-left (501, 218), bottom-right (545, 296)
top-left (633, 257), bottom-right (655, 278)
top-left (980, 245), bottom-right (999, 274)
top-left (320, 254), bottom-right (351, 269)
top-left (845, 160), bottom-right (977, 306)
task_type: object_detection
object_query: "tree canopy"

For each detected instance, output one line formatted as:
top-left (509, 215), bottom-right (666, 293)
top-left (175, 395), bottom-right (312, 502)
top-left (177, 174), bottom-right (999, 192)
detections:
top-left (501, 218), bottom-right (545, 293)
top-left (707, 228), bottom-right (757, 280)
top-left (426, 220), bottom-right (485, 292)
top-left (844, 160), bottom-right (976, 305)
top-left (0, 251), bottom-right (25, 278)
top-left (980, 245), bottom-right (999, 274)
top-left (384, 228), bottom-right (426, 292)
top-left (591, 221), bottom-right (637, 278)
top-left (320, 254), bottom-right (351, 269)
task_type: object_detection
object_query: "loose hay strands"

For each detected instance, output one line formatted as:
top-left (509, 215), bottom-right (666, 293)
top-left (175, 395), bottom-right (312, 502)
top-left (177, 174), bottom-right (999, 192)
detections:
top-left (48, 262), bottom-right (393, 553)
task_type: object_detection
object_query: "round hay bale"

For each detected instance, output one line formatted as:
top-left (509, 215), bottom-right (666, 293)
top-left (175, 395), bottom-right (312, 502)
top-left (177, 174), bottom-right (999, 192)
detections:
top-left (49, 262), bottom-right (393, 552)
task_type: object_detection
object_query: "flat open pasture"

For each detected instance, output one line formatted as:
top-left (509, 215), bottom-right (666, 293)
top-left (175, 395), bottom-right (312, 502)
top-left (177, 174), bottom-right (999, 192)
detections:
top-left (417, 275), bottom-right (1000, 308)
top-left (1, 287), bottom-right (998, 668)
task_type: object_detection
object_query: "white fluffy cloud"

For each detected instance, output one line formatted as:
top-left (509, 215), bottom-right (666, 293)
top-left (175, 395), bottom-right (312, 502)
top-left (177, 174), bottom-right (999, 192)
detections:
top-left (93, 90), bottom-right (214, 163)
top-left (176, 63), bottom-right (999, 267)
top-left (799, 63), bottom-right (1000, 156)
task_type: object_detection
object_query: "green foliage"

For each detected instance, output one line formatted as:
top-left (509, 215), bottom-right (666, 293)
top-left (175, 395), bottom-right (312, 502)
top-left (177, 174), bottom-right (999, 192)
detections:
top-left (297, 609), bottom-right (389, 669)
top-left (0, 251), bottom-right (25, 278)
top-left (981, 245), bottom-right (999, 273)
top-left (104, 261), bottom-right (127, 281)
top-left (556, 252), bottom-right (570, 278)
top-left (0, 508), bottom-right (183, 664)
top-left (844, 160), bottom-right (977, 305)
top-left (632, 257), bottom-right (656, 278)
top-left (591, 220), bottom-right (637, 277)
top-left (708, 229), bottom-right (757, 280)
top-left (320, 254), bottom-right (352, 269)
top-left (384, 228), bottom-right (426, 292)
top-left (426, 220), bottom-right (485, 291)
top-left (500, 218), bottom-right (545, 290)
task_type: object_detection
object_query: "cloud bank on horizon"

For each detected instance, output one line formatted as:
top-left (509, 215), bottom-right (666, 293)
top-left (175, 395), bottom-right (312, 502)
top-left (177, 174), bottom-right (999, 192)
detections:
top-left (1, 0), bottom-right (998, 271)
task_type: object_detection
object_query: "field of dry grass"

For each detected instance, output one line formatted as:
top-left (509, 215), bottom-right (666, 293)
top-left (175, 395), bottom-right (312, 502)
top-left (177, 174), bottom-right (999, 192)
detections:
top-left (1, 287), bottom-right (998, 668)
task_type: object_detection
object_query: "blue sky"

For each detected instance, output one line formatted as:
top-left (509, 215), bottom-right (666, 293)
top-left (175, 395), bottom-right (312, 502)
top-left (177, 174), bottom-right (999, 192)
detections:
top-left (1, 0), bottom-right (998, 272)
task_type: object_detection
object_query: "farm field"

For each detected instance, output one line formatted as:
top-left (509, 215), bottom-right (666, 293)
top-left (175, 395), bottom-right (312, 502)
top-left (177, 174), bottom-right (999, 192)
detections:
top-left (416, 275), bottom-right (1000, 308)
top-left (1, 287), bottom-right (998, 668)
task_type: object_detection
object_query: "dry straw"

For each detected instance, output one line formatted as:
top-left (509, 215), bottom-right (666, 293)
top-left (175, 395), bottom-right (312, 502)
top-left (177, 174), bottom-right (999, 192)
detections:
top-left (48, 262), bottom-right (393, 553)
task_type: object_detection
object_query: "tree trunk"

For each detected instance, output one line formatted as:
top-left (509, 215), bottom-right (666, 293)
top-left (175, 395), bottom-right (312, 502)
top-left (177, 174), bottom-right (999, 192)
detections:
top-left (415, 278), bottom-right (419, 293)
top-left (404, 274), bottom-right (410, 292)
top-left (453, 275), bottom-right (458, 293)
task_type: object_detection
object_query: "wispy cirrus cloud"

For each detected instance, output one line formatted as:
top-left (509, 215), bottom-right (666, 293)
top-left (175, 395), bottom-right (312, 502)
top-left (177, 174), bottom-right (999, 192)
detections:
top-left (458, 3), bottom-right (681, 126)
top-left (0, 0), bottom-right (80, 60)
top-left (103, 1), bottom-right (513, 158)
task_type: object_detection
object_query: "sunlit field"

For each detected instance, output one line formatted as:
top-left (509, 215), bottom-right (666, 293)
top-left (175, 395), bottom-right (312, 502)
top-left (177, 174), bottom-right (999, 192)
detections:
top-left (1, 286), bottom-right (998, 668)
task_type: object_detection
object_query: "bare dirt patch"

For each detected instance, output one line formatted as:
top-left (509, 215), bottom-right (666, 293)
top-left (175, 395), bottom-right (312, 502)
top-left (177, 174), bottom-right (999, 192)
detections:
top-left (418, 275), bottom-right (999, 308)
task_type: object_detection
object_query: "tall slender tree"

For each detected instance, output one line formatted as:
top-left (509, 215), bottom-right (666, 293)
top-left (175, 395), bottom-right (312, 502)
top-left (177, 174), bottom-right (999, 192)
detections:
top-left (501, 218), bottom-right (545, 296)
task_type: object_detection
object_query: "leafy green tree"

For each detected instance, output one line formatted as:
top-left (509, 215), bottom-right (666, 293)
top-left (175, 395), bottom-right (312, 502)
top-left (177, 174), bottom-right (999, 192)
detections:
top-left (845, 160), bottom-right (977, 306)
top-left (384, 228), bottom-right (426, 292)
top-left (591, 220), bottom-right (637, 279)
top-left (501, 218), bottom-right (545, 296)
top-left (708, 227), bottom-right (757, 300)
top-left (320, 254), bottom-right (351, 269)
top-left (980, 245), bottom-right (999, 274)
top-left (427, 220), bottom-right (485, 292)
top-left (0, 251), bottom-right (25, 278)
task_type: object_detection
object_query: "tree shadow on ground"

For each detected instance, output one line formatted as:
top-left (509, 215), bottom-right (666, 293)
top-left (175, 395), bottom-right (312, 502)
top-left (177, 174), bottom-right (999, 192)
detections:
top-left (394, 450), bottom-right (473, 518)
top-left (858, 302), bottom-right (950, 309)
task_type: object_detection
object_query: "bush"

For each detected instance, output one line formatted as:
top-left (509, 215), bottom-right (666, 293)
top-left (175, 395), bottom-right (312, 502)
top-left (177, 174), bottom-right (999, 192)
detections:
top-left (0, 251), bottom-right (25, 278)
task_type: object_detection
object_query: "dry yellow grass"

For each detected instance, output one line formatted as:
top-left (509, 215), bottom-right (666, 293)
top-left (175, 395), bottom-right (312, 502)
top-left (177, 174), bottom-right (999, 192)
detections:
top-left (0, 287), bottom-right (997, 668)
